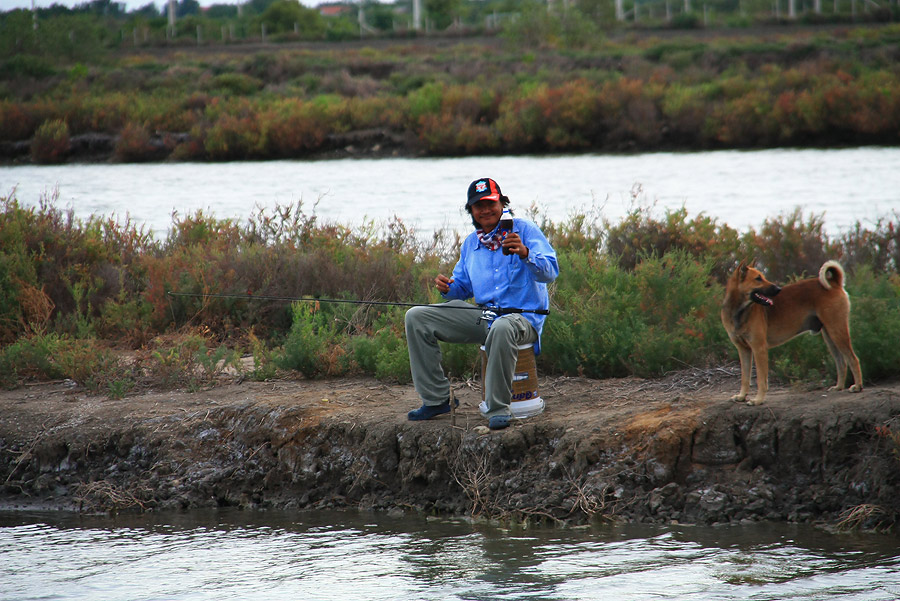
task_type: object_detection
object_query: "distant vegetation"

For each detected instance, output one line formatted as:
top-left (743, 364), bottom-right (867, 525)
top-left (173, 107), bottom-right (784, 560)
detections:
top-left (1, 192), bottom-right (898, 396)
top-left (1, 2), bottom-right (900, 161)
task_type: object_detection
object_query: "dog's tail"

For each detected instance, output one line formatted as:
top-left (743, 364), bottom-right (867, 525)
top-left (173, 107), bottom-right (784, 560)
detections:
top-left (819, 260), bottom-right (845, 290)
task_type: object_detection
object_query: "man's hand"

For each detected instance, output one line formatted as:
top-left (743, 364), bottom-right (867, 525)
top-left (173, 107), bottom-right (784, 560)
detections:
top-left (435, 274), bottom-right (454, 294)
top-left (502, 233), bottom-right (529, 259)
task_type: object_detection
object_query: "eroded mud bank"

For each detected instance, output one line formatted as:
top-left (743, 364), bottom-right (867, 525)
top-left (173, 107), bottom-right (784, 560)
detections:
top-left (2, 375), bottom-right (898, 529)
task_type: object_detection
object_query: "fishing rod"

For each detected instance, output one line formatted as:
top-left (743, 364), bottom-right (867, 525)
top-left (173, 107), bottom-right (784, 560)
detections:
top-left (166, 291), bottom-right (550, 316)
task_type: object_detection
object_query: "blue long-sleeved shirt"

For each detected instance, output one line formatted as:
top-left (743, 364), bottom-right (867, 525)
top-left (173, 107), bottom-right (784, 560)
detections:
top-left (442, 217), bottom-right (559, 354)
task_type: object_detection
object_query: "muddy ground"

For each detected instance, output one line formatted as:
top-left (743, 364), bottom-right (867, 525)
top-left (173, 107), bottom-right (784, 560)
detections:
top-left (2, 369), bottom-right (899, 530)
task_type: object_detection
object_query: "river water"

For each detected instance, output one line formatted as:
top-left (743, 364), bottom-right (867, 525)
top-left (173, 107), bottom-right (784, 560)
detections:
top-left (1, 509), bottom-right (899, 601)
top-left (2, 147), bottom-right (899, 240)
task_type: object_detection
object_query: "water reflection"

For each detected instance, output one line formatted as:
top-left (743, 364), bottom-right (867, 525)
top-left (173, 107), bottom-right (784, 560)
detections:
top-left (1, 509), bottom-right (898, 601)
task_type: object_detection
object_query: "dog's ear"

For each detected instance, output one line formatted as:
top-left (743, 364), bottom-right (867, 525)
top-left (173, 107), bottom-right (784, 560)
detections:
top-left (738, 261), bottom-right (748, 279)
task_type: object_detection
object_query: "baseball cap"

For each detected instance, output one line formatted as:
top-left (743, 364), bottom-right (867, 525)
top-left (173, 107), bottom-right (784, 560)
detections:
top-left (466, 178), bottom-right (502, 206)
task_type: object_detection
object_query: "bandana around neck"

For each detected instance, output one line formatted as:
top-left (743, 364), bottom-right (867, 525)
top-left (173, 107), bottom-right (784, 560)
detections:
top-left (477, 223), bottom-right (503, 251)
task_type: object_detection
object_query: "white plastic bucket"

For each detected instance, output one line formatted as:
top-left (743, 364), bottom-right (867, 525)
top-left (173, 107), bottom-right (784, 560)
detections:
top-left (479, 343), bottom-right (545, 419)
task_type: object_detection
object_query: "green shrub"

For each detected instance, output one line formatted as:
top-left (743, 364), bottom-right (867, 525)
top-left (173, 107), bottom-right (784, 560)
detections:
top-left (204, 113), bottom-right (264, 160)
top-left (260, 98), bottom-right (330, 157)
top-left (350, 313), bottom-right (411, 383)
top-left (541, 251), bottom-right (728, 378)
top-left (0, 334), bottom-right (63, 388)
top-left (661, 83), bottom-right (714, 141)
top-left (669, 12), bottom-right (703, 29)
top-left (605, 203), bottom-right (741, 281)
top-left (277, 302), bottom-right (349, 377)
top-left (205, 73), bottom-right (264, 95)
top-left (440, 341), bottom-right (481, 383)
top-left (246, 330), bottom-right (279, 381)
top-left (0, 54), bottom-right (55, 79)
top-left (843, 267), bottom-right (900, 384)
top-left (541, 254), bottom-right (642, 377)
top-left (0, 333), bottom-right (126, 391)
top-left (52, 338), bottom-right (127, 393)
top-left (140, 333), bottom-right (238, 391)
top-left (31, 119), bottom-right (70, 164)
top-left (769, 333), bottom-right (833, 388)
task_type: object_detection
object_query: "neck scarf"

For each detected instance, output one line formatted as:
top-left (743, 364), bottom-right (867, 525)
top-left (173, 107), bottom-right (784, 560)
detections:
top-left (476, 223), bottom-right (503, 251)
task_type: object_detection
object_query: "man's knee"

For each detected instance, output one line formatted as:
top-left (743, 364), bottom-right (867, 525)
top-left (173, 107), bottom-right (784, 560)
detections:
top-left (487, 315), bottom-right (536, 346)
top-left (405, 306), bottom-right (426, 329)
top-left (487, 316), bottom-right (517, 343)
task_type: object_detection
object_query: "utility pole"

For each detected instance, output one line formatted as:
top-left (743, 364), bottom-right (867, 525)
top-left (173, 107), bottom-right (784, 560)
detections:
top-left (168, 0), bottom-right (176, 38)
top-left (412, 0), bottom-right (422, 31)
top-left (358, 4), bottom-right (376, 36)
top-left (32, 0), bottom-right (38, 30)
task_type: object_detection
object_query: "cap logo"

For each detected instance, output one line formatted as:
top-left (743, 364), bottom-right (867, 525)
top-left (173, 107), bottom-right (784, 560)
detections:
top-left (475, 181), bottom-right (488, 193)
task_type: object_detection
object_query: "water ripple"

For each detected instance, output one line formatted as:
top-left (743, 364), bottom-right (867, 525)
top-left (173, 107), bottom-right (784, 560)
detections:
top-left (1, 511), bottom-right (898, 601)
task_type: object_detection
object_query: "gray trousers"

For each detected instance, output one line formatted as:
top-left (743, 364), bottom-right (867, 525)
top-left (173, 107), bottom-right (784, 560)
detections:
top-left (405, 300), bottom-right (538, 418)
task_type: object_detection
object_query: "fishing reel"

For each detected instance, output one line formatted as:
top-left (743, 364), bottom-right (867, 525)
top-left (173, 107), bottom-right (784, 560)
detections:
top-left (479, 308), bottom-right (499, 324)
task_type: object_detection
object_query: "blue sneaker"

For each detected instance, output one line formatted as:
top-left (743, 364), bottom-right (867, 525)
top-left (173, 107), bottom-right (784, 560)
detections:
top-left (408, 398), bottom-right (458, 421)
top-left (488, 415), bottom-right (510, 430)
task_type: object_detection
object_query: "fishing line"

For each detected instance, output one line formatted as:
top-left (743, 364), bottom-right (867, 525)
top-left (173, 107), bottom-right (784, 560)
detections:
top-left (166, 291), bottom-right (550, 316)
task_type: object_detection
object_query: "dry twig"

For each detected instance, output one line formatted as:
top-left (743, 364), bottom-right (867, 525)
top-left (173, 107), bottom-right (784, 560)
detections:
top-left (73, 479), bottom-right (153, 512)
top-left (835, 503), bottom-right (889, 531)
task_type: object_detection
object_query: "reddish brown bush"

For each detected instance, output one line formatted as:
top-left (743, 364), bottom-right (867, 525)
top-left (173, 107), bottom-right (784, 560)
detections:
top-left (114, 122), bottom-right (158, 162)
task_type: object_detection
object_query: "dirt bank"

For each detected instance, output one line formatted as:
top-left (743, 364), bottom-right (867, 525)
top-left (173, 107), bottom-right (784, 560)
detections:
top-left (2, 370), bottom-right (899, 529)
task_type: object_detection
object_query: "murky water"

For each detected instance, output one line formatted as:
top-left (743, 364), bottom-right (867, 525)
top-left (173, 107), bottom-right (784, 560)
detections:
top-left (2, 148), bottom-right (898, 240)
top-left (1, 509), bottom-right (898, 601)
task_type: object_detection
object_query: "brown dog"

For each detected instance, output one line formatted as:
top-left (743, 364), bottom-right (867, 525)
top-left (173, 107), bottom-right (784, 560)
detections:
top-left (721, 260), bottom-right (863, 405)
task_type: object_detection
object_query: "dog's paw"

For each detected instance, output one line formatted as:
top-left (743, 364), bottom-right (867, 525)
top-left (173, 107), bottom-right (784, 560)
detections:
top-left (848, 384), bottom-right (863, 393)
top-left (747, 397), bottom-right (766, 406)
top-left (729, 393), bottom-right (747, 403)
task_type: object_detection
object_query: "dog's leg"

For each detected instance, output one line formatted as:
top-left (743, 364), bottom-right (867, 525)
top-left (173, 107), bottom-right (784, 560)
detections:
top-left (839, 342), bottom-right (863, 393)
top-left (731, 344), bottom-right (753, 402)
top-left (846, 353), bottom-right (863, 392)
top-left (822, 329), bottom-right (847, 390)
top-left (749, 344), bottom-right (769, 405)
top-left (823, 324), bottom-right (863, 393)
top-left (821, 330), bottom-right (848, 390)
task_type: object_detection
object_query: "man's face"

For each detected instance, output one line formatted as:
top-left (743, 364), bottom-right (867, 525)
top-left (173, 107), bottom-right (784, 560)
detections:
top-left (471, 199), bottom-right (502, 231)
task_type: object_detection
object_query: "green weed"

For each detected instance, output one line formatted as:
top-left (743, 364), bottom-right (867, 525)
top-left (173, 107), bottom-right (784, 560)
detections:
top-left (351, 329), bottom-right (410, 383)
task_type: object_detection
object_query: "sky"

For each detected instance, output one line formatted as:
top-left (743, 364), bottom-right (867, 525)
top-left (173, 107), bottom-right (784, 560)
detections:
top-left (2, 0), bottom-right (328, 12)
